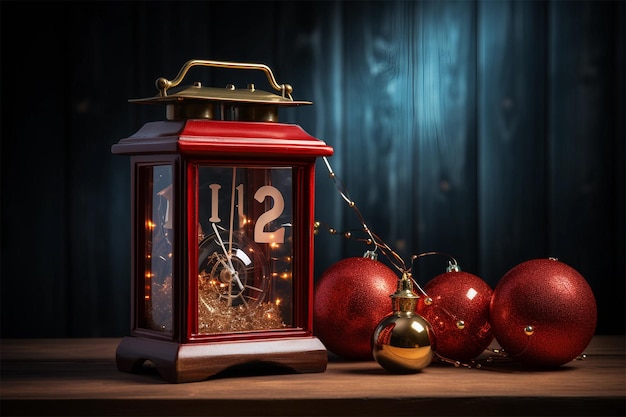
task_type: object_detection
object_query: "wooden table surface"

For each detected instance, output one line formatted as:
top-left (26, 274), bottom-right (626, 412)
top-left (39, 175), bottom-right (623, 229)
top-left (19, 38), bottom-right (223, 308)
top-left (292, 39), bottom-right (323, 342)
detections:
top-left (1, 336), bottom-right (624, 416)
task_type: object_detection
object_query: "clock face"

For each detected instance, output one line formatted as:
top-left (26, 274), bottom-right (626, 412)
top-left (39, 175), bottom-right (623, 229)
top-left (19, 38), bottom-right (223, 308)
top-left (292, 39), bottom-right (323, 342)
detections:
top-left (198, 228), bottom-right (269, 308)
top-left (196, 166), bottom-right (293, 334)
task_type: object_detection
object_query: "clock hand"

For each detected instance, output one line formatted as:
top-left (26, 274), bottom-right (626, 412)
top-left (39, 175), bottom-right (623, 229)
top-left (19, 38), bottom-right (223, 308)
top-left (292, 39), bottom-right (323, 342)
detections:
top-left (225, 167), bottom-right (246, 294)
top-left (228, 168), bottom-right (237, 259)
top-left (211, 222), bottom-right (244, 291)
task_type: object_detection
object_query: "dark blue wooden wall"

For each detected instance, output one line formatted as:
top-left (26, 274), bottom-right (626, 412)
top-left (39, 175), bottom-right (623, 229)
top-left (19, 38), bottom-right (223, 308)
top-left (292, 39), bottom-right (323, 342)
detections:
top-left (1, 1), bottom-right (624, 337)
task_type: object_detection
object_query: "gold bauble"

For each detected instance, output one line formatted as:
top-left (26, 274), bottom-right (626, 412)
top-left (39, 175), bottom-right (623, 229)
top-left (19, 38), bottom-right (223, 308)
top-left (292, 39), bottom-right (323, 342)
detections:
top-left (371, 272), bottom-right (434, 373)
top-left (372, 312), bottom-right (434, 373)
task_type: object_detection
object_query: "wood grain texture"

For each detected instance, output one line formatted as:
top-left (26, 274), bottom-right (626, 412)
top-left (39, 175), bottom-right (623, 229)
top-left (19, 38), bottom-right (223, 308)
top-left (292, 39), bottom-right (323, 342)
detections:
top-left (0, 1), bottom-right (624, 338)
top-left (341, 1), bottom-right (408, 263)
top-left (547, 0), bottom-right (626, 339)
top-left (478, 1), bottom-right (549, 287)
top-left (1, 3), bottom-right (71, 337)
top-left (276, 1), bottom-right (346, 278)
top-left (412, 0), bottom-right (478, 280)
top-left (65, 1), bottom-right (136, 337)
top-left (1, 337), bottom-right (624, 416)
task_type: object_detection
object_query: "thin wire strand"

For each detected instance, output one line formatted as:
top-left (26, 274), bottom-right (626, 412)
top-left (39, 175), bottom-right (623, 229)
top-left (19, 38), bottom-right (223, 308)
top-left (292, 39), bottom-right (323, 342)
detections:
top-left (321, 158), bottom-right (461, 282)
top-left (322, 156), bottom-right (408, 273)
top-left (410, 252), bottom-right (460, 296)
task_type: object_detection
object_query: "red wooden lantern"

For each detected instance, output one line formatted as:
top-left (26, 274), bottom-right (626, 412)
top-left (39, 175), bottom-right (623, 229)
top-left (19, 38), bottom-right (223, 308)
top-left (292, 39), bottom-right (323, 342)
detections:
top-left (112, 60), bottom-right (333, 383)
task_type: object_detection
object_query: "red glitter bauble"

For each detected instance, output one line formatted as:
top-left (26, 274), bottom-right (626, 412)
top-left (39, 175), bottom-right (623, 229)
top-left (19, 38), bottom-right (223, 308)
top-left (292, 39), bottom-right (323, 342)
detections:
top-left (313, 257), bottom-right (399, 360)
top-left (416, 270), bottom-right (493, 362)
top-left (490, 258), bottom-right (597, 367)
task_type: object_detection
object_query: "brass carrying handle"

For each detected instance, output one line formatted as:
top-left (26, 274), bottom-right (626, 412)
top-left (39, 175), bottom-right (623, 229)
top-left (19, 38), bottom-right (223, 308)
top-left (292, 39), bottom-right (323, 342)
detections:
top-left (155, 59), bottom-right (294, 100)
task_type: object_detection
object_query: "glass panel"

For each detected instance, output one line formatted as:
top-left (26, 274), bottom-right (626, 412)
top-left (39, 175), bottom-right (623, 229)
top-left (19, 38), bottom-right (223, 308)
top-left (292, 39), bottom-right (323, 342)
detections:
top-left (196, 166), bottom-right (293, 334)
top-left (138, 165), bottom-right (173, 333)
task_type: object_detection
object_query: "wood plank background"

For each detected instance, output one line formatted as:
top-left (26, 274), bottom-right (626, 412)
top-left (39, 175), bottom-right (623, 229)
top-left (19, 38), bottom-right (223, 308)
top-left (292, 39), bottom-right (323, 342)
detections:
top-left (1, 0), bottom-right (624, 337)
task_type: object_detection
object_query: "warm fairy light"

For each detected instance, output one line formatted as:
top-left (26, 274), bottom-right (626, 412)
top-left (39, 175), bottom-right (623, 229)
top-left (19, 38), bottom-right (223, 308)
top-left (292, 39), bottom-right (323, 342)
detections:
top-left (144, 295), bottom-right (150, 300)
top-left (145, 272), bottom-right (154, 279)
top-left (280, 272), bottom-right (290, 280)
top-left (275, 298), bottom-right (282, 306)
top-left (270, 242), bottom-right (279, 249)
top-left (146, 220), bottom-right (156, 230)
top-left (196, 289), bottom-right (285, 333)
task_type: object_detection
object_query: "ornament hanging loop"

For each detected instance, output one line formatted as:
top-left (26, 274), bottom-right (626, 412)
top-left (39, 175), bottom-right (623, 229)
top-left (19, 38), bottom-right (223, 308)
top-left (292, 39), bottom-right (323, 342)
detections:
top-left (363, 250), bottom-right (378, 260)
top-left (447, 260), bottom-right (460, 272)
top-left (410, 251), bottom-right (459, 274)
top-left (408, 251), bottom-right (460, 297)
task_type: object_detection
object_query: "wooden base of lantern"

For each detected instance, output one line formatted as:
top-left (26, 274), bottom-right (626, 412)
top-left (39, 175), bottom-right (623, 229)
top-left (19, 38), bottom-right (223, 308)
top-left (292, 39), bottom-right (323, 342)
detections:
top-left (115, 336), bottom-right (328, 383)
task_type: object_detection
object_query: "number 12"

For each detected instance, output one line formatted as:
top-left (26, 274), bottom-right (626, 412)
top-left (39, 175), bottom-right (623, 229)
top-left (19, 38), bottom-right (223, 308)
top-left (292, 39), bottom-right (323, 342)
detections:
top-left (208, 183), bottom-right (285, 244)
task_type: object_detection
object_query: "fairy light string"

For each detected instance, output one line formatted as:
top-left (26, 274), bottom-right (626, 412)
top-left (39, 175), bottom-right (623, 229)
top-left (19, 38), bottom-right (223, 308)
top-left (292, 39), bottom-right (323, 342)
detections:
top-left (318, 156), bottom-right (504, 369)
top-left (319, 156), bottom-right (407, 273)
top-left (319, 160), bottom-right (591, 369)
top-left (318, 157), bottom-right (462, 297)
